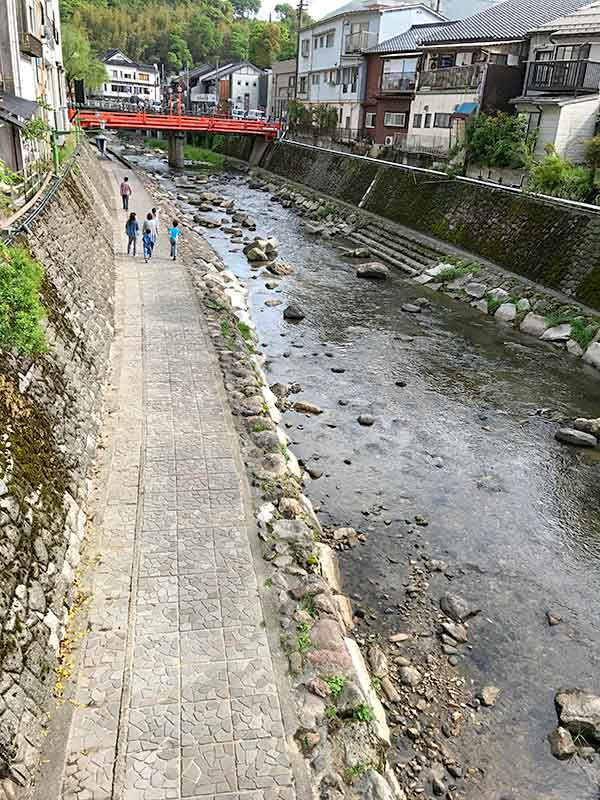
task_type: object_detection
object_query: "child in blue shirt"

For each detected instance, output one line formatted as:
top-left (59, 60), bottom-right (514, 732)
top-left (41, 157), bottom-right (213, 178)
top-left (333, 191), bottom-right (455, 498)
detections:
top-left (142, 228), bottom-right (154, 263)
top-left (169, 220), bottom-right (181, 261)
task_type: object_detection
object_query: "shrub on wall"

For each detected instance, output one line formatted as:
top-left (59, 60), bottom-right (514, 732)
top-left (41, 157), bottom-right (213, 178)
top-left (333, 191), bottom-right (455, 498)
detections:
top-left (528, 147), bottom-right (594, 202)
top-left (461, 112), bottom-right (533, 169)
top-left (0, 243), bottom-right (47, 355)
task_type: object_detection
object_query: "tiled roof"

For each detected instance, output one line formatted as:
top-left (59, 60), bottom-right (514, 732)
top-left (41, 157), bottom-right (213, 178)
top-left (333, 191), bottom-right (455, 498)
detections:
top-left (369, 21), bottom-right (454, 52)
top-left (535, 0), bottom-right (600, 34)
top-left (419, 0), bottom-right (591, 43)
top-left (319, 0), bottom-right (414, 21)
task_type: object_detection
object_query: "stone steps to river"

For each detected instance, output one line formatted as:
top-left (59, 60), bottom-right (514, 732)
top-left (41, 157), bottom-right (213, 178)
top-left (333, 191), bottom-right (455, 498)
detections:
top-left (350, 231), bottom-right (430, 275)
top-left (359, 222), bottom-right (446, 264)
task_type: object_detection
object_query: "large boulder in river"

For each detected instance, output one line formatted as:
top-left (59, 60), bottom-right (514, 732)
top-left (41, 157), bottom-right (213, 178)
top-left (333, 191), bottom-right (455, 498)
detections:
top-left (555, 688), bottom-right (600, 742)
top-left (245, 245), bottom-right (268, 262)
top-left (283, 305), bottom-right (305, 321)
top-left (356, 262), bottom-right (390, 280)
top-left (574, 417), bottom-right (600, 437)
top-left (520, 313), bottom-right (548, 338)
top-left (267, 261), bottom-right (294, 276)
top-left (555, 428), bottom-right (597, 447)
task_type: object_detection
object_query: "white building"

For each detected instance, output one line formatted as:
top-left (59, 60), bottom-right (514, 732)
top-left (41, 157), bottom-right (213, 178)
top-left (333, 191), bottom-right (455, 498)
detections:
top-left (297, 0), bottom-right (446, 130)
top-left (0, 0), bottom-right (69, 171)
top-left (94, 50), bottom-right (160, 106)
top-left (188, 62), bottom-right (266, 115)
top-left (512, 1), bottom-right (600, 161)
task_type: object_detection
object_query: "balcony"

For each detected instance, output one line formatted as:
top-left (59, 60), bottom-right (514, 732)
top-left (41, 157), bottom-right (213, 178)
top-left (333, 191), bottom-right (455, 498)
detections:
top-left (344, 31), bottom-right (377, 55)
top-left (526, 59), bottom-right (600, 94)
top-left (418, 62), bottom-right (485, 91)
top-left (19, 31), bottom-right (43, 58)
top-left (381, 72), bottom-right (417, 93)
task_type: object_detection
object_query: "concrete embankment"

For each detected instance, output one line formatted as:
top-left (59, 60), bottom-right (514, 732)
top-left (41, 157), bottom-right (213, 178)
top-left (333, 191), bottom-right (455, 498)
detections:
top-left (0, 144), bottom-right (115, 797)
top-left (217, 137), bottom-right (600, 313)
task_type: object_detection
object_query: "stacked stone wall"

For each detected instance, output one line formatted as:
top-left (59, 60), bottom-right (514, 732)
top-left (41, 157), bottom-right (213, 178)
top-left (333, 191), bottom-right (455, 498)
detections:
top-left (0, 144), bottom-right (114, 795)
top-left (259, 141), bottom-right (600, 310)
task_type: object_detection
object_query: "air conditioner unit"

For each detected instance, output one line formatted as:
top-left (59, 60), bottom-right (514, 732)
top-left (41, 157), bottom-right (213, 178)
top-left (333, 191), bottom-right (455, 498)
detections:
top-left (384, 135), bottom-right (394, 146)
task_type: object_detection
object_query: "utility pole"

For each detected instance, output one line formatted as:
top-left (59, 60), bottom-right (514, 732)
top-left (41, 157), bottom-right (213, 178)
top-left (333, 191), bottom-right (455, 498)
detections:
top-left (294, 0), bottom-right (307, 101)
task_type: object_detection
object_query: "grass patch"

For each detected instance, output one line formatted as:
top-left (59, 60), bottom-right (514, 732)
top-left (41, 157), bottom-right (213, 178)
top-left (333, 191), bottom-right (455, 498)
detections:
top-left (0, 243), bottom-right (47, 355)
top-left (486, 295), bottom-right (502, 315)
top-left (353, 704), bottom-right (375, 723)
top-left (237, 321), bottom-right (253, 342)
top-left (58, 131), bottom-right (77, 165)
top-left (264, 577), bottom-right (273, 588)
top-left (436, 263), bottom-right (480, 283)
top-left (252, 420), bottom-right (270, 433)
top-left (344, 761), bottom-right (369, 783)
top-left (297, 621), bottom-right (312, 654)
top-left (299, 594), bottom-right (318, 618)
top-left (324, 675), bottom-right (346, 698)
top-left (144, 138), bottom-right (167, 151)
top-left (325, 705), bottom-right (338, 720)
top-left (371, 676), bottom-right (382, 692)
top-left (571, 318), bottom-right (599, 351)
top-left (306, 552), bottom-right (319, 568)
top-left (185, 145), bottom-right (225, 167)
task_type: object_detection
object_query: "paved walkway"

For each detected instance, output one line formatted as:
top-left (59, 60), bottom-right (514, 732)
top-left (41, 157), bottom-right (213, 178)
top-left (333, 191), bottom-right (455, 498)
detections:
top-left (60, 160), bottom-right (296, 800)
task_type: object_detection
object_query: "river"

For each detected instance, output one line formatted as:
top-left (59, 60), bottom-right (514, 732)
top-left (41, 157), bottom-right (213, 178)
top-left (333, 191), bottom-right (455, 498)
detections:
top-left (130, 153), bottom-right (600, 799)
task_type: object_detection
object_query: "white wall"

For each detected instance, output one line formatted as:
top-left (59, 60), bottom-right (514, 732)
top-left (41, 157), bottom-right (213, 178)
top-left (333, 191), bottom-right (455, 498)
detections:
top-left (379, 6), bottom-right (441, 40)
top-left (230, 65), bottom-right (262, 110)
top-left (556, 98), bottom-right (599, 161)
top-left (409, 89), bottom-right (478, 144)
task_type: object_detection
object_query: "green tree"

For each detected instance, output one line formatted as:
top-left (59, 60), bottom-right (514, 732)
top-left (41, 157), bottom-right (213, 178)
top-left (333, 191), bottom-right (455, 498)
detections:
top-left (227, 22), bottom-right (250, 60)
top-left (463, 112), bottom-right (531, 169)
top-left (186, 14), bottom-right (224, 63)
top-left (62, 24), bottom-right (108, 96)
top-left (274, 2), bottom-right (313, 59)
top-left (248, 20), bottom-right (281, 68)
top-left (231, 0), bottom-right (260, 18)
top-left (528, 147), bottom-right (593, 201)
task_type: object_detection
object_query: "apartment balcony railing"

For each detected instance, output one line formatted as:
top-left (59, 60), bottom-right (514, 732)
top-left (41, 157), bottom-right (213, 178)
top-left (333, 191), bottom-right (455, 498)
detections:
top-left (381, 72), bottom-right (417, 93)
top-left (418, 62), bottom-right (485, 91)
top-left (19, 31), bottom-right (43, 58)
top-left (526, 59), bottom-right (600, 94)
top-left (344, 30), bottom-right (377, 55)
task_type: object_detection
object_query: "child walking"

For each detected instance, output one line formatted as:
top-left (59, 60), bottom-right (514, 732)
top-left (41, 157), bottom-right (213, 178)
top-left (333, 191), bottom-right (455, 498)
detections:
top-left (143, 226), bottom-right (154, 262)
top-left (169, 219), bottom-right (181, 261)
top-left (125, 212), bottom-right (139, 256)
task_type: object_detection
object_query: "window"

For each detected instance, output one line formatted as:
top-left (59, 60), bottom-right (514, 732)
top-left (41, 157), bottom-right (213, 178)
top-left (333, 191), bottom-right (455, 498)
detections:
top-left (301, 39), bottom-right (310, 57)
top-left (431, 53), bottom-right (455, 69)
top-left (525, 110), bottom-right (541, 137)
top-left (433, 112), bottom-right (451, 128)
top-left (311, 72), bottom-right (320, 85)
top-left (413, 113), bottom-right (422, 128)
top-left (351, 21), bottom-right (369, 33)
top-left (365, 112), bottom-right (376, 128)
top-left (313, 37), bottom-right (319, 49)
top-left (384, 112), bottom-right (406, 127)
top-left (328, 69), bottom-right (338, 84)
top-left (326, 32), bottom-right (334, 47)
top-left (299, 76), bottom-right (307, 93)
top-left (320, 36), bottom-right (324, 47)
top-left (535, 50), bottom-right (553, 62)
top-left (138, 72), bottom-right (149, 81)
top-left (288, 75), bottom-right (296, 87)
top-left (424, 113), bottom-right (431, 128)
top-left (555, 44), bottom-right (590, 60)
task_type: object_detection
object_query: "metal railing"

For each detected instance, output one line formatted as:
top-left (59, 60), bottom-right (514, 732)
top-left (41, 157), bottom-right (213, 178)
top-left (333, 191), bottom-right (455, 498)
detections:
top-left (344, 30), bottom-right (377, 55)
top-left (381, 72), bottom-right (417, 93)
top-left (388, 131), bottom-right (450, 156)
top-left (526, 59), bottom-right (600, 93)
top-left (418, 62), bottom-right (485, 91)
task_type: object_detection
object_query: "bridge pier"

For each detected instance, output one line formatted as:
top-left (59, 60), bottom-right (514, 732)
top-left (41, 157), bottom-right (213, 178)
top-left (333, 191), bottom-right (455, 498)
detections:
top-left (249, 137), bottom-right (271, 167)
top-left (167, 133), bottom-right (186, 169)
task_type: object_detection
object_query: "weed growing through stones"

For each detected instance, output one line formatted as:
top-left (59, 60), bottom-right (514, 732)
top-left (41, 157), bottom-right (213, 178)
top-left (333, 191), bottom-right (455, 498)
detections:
top-left (344, 761), bottom-right (369, 783)
top-left (264, 577), bottom-right (273, 588)
top-left (325, 675), bottom-right (346, 698)
top-left (353, 704), bottom-right (375, 723)
top-left (297, 621), bottom-right (312, 653)
top-left (371, 676), bottom-right (382, 693)
top-left (571, 319), bottom-right (599, 350)
top-left (0, 243), bottom-right (47, 355)
top-left (486, 295), bottom-right (502, 315)
top-left (252, 420), bottom-right (270, 433)
top-left (237, 321), bottom-right (253, 341)
top-left (325, 705), bottom-right (338, 720)
top-left (436, 263), bottom-right (480, 283)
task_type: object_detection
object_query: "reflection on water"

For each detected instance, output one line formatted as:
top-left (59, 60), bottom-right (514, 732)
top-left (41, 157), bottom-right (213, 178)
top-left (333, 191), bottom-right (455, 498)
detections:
top-left (134, 156), bottom-right (600, 798)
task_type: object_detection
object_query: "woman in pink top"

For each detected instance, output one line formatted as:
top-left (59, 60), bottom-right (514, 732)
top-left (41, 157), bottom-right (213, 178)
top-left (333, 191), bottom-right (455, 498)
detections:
top-left (120, 177), bottom-right (132, 210)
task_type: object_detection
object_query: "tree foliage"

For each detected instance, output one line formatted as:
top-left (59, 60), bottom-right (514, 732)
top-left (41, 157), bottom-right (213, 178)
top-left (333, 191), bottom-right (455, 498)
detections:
top-left (288, 101), bottom-right (338, 134)
top-left (62, 24), bottom-right (108, 94)
top-left (463, 112), bottom-right (532, 169)
top-left (62, 0), bottom-right (309, 77)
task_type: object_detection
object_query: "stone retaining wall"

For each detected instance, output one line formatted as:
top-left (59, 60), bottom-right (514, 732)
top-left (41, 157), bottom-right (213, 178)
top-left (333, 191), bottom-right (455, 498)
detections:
top-left (221, 137), bottom-right (600, 311)
top-left (0, 145), bottom-right (114, 795)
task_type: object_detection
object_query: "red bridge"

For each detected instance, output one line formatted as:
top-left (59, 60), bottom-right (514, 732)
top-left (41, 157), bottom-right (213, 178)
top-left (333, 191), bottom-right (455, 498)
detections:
top-left (69, 109), bottom-right (280, 139)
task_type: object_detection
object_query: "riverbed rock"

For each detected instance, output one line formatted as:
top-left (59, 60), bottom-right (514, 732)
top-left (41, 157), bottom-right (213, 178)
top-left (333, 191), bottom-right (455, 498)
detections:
top-left (357, 414), bottom-right (375, 426)
top-left (488, 287), bottom-right (510, 303)
top-left (267, 261), bottom-right (294, 276)
top-left (440, 593), bottom-right (479, 622)
top-left (283, 305), bottom-right (305, 321)
top-left (542, 323), bottom-right (572, 342)
top-left (583, 341), bottom-right (600, 369)
top-left (401, 303), bottom-right (422, 314)
top-left (465, 282), bottom-right (487, 299)
top-left (441, 621), bottom-right (468, 643)
top-left (399, 665), bottom-right (422, 687)
top-left (293, 401), bottom-right (322, 415)
top-left (516, 298), bottom-right (531, 313)
top-left (494, 303), bottom-right (516, 323)
top-left (555, 688), bottom-right (600, 742)
top-left (367, 644), bottom-right (388, 678)
top-left (520, 313), bottom-right (549, 337)
top-left (356, 262), bottom-right (389, 280)
top-left (480, 686), bottom-right (501, 707)
top-left (566, 339), bottom-right (584, 357)
top-left (246, 245), bottom-right (268, 262)
top-left (548, 727), bottom-right (576, 760)
top-left (574, 418), bottom-right (600, 437)
top-left (555, 428), bottom-right (597, 447)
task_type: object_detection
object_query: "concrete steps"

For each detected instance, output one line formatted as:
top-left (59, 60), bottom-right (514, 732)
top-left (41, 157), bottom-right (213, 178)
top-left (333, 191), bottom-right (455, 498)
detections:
top-left (349, 222), bottom-right (446, 276)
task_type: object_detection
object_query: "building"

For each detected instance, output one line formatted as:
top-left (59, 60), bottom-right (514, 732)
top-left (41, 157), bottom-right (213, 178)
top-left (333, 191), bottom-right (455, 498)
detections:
top-left (187, 62), bottom-right (267, 115)
top-left (0, 0), bottom-right (69, 171)
top-left (268, 59), bottom-right (297, 120)
top-left (363, 21), bottom-right (448, 144)
top-left (511, 1), bottom-right (600, 161)
top-left (408, 0), bottom-right (591, 154)
top-left (297, 0), bottom-right (446, 131)
top-left (94, 50), bottom-right (160, 106)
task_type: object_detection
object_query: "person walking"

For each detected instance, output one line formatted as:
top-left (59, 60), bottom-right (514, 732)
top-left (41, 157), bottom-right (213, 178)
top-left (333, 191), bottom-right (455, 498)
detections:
top-left (168, 219), bottom-right (181, 261)
top-left (142, 213), bottom-right (156, 262)
top-left (125, 212), bottom-right (139, 256)
top-left (120, 176), bottom-right (132, 210)
top-left (152, 207), bottom-right (160, 233)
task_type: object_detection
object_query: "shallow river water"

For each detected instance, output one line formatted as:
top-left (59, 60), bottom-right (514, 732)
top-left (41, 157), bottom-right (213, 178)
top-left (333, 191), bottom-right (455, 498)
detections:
top-left (133, 156), bottom-right (600, 799)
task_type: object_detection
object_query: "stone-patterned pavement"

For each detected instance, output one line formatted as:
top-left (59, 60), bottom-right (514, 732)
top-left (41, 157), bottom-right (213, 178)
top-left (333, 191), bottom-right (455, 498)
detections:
top-left (60, 162), bottom-right (296, 800)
